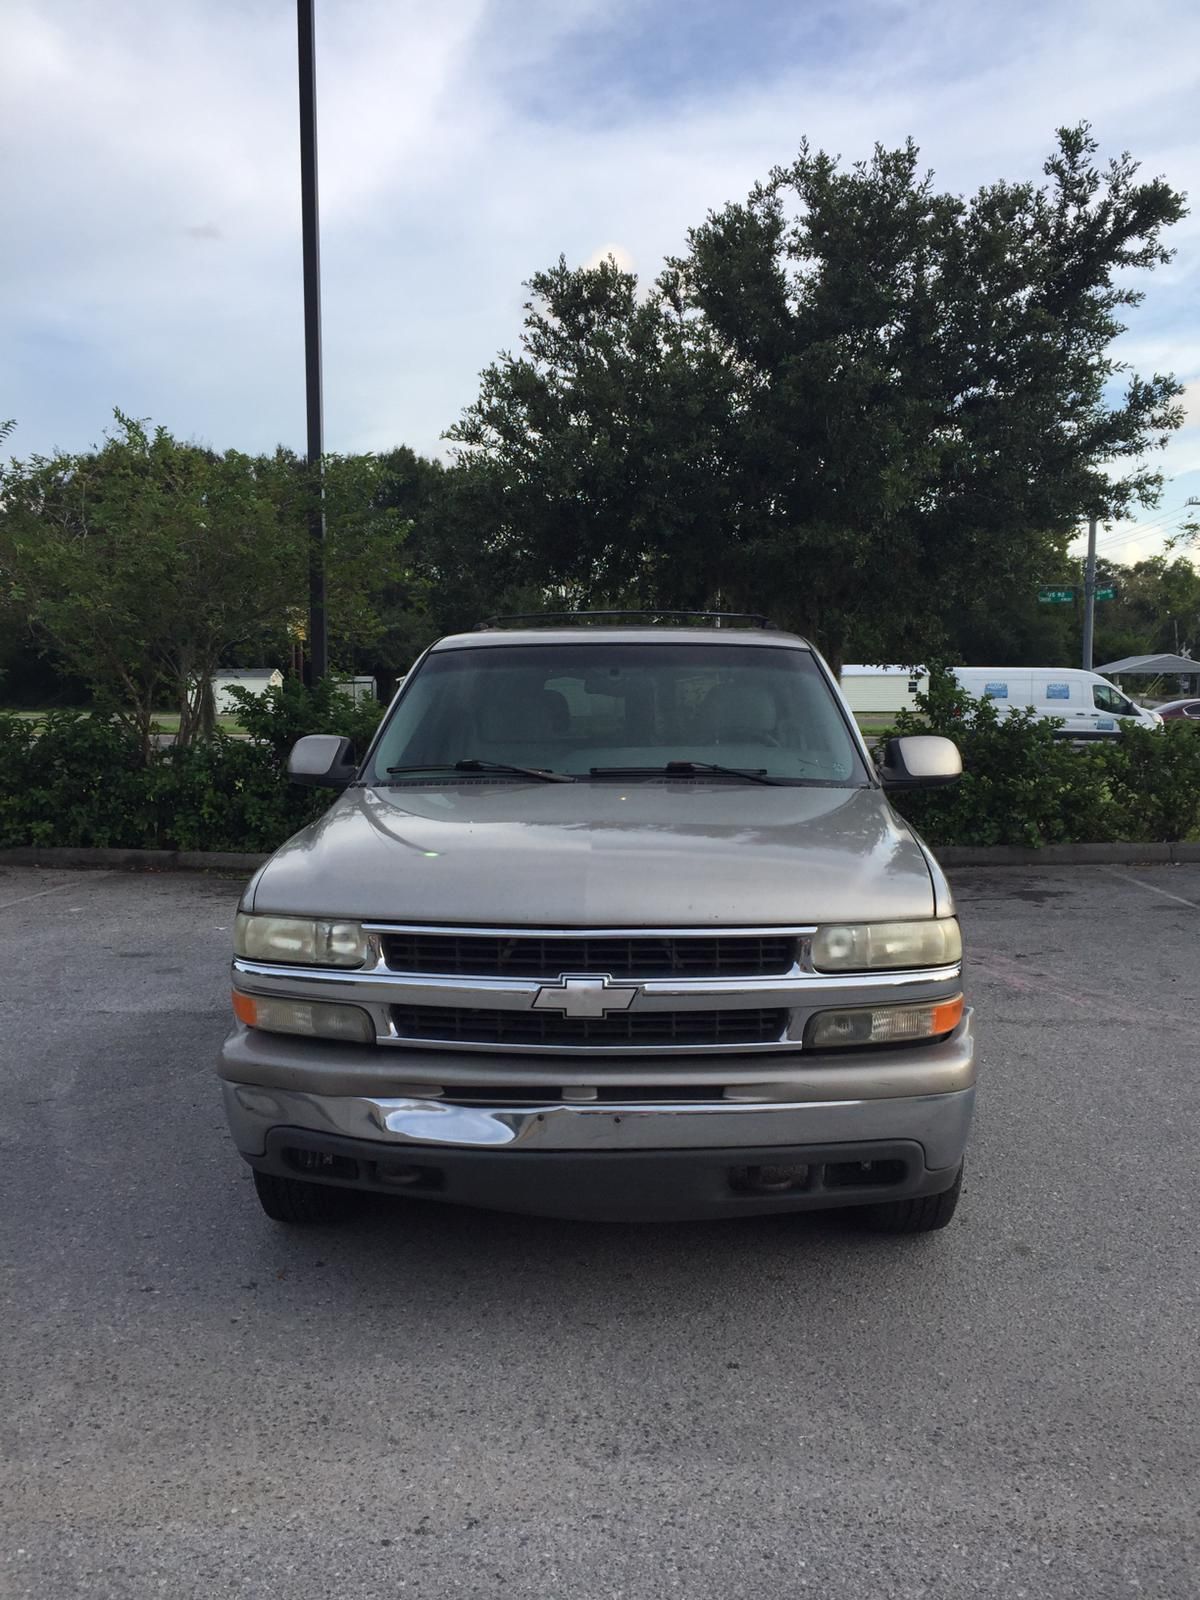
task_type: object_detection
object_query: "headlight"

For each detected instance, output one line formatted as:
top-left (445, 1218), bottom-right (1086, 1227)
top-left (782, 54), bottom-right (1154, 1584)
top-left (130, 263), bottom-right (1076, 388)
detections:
top-left (234, 913), bottom-right (368, 968)
top-left (811, 918), bottom-right (961, 972)
top-left (232, 991), bottom-right (374, 1042)
top-left (806, 995), bottom-right (963, 1049)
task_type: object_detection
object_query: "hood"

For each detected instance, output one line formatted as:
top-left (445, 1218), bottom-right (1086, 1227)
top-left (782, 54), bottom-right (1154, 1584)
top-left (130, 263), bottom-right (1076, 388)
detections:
top-left (248, 781), bottom-right (937, 927)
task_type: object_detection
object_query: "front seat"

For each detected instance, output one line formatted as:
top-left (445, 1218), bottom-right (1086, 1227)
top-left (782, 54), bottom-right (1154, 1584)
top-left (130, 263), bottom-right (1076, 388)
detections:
top-left (701, 683), bottom-right (778, 744)
top-left (538, 689), bottom-right (570, 735)
top-left (477, 693), bottom-right (559, 746)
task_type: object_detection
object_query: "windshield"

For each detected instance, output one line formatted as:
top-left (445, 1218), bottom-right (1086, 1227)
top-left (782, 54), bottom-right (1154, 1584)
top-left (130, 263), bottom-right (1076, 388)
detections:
top-left (366, 642), bottom-right (869, 786)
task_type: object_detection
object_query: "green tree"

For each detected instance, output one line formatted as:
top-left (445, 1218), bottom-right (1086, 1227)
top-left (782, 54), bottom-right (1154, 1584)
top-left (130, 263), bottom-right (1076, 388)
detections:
top-left (0, 415), bottom-right (409, 753)
top-left (305, 448), bottom-right (418, 672)
top-left (333, 445), bottom-right (443, 676)
top-left (449, 254), bottom-right (739, 615)
top-left (451, 126), bottom-right (1186, 669)
top-left (1093, 556), bottom-right (1200, 667)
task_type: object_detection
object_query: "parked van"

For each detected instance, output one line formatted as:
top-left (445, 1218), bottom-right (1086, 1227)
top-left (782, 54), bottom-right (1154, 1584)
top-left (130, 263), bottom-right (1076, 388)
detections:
top-left (952, 667), bottom-right (1162, 737)
top-left (840, 665), bottom-right (929, 715)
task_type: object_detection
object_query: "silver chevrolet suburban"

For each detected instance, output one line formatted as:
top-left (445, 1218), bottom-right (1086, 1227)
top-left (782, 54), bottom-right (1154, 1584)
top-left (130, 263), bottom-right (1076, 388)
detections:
top-left (219, 615), bottom-right (974, 1231)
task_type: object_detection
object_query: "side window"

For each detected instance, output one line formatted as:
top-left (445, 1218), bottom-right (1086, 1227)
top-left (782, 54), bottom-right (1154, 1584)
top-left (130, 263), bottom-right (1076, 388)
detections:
top-left (1185, 705), bottom-right (1200, 720)
top-left (1093, 685), bottom-right (1132, 714)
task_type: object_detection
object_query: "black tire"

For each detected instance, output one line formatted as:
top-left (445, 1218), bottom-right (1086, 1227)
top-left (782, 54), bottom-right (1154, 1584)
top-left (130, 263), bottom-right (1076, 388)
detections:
top-left (859, 1164), bottom-right (963, 1235)
top-left (252, 1168), bottom-right (361, 1225)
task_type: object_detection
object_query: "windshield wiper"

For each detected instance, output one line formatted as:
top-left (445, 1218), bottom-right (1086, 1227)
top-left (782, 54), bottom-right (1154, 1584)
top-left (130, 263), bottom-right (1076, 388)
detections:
top-left (589, 761), bottom-right (783, 786)
top-left (384, 760), bottom-right (575, 783)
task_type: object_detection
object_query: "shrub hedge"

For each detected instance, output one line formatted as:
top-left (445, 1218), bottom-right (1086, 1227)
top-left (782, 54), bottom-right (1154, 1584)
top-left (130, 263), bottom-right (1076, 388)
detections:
top-left (0, 681), bottom-right (383, 853)
top-left (2, 671), bottom-right (1198, 854)
top-left (888, 671), bottom-right (1200, 847)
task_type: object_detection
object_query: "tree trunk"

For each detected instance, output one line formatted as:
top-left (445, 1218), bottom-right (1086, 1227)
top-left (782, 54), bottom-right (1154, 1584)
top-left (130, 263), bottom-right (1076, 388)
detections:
top-left (198, 676), bottom-right (216, 739)
top-left (176, 671), bottom-right (193, 748)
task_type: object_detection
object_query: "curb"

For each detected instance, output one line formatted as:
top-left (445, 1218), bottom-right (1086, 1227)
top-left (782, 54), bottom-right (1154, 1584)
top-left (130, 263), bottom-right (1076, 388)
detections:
top-left (0, 847), bottom-right (268, 872)
top-left (2, 843), bottom-right (1199, 873)
top-left (936, 842), bottom-right (1200, 867)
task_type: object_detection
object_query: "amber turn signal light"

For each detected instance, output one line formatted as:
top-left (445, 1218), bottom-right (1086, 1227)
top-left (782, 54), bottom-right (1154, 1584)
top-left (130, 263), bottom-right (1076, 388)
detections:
top-left (232, 990), bottom-right (258, 1026)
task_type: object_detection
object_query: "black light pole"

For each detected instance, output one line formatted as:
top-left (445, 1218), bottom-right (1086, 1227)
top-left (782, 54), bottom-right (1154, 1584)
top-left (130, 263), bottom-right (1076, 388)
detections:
top-left (297, 0), bottom-right (328, 682)
top-left (1080, 513), bottom-right (1098, 672)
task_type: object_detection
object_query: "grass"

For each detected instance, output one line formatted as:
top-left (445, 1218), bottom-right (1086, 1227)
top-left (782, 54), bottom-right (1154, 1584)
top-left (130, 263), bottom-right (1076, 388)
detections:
top-left (147, 713), bottom-right (245, 734)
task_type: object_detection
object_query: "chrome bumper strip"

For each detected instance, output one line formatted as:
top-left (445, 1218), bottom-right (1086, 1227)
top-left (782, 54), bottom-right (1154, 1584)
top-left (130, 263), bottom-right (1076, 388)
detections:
top-left (223, 1082), bottom-right (976, 1169)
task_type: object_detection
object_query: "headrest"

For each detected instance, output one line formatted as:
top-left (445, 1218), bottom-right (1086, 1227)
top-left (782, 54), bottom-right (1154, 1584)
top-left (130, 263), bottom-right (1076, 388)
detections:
top-left (704, 683), bottom-right (777, 737)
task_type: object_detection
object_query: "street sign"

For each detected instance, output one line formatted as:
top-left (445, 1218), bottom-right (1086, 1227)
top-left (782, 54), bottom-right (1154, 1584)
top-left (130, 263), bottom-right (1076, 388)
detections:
top-left (1095, 585), bottom-right (1118, 602)
top-left (1038, 587), bottom-right (1075, 604)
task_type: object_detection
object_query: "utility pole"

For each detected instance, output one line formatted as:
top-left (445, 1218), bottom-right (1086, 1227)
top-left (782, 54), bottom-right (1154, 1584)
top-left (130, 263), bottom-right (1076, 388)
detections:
top-left (1080, 514), bottom-right (1098, 671)
top-left (297, 0), bottom-right (327, 682)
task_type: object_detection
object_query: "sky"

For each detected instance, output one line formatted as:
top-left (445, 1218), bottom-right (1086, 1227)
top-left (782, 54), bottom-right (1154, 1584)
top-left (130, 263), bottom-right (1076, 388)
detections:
top-left (2, 0), bottom-right (1198, 566)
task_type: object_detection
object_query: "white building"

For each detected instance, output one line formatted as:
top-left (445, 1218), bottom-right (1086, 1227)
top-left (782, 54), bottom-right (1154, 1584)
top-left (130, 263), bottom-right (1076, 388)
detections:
top-left (211, 668), bottom-right (284, 715)
top-left (839, 665), bottom-right (928, 714)
top-left (334, 676), bottom-right (377, 707)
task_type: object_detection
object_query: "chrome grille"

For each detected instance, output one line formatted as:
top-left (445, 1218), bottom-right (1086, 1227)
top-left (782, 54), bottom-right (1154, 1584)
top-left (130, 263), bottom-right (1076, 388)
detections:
top-left (391, 1005), bottom-right (788, 1049)
top-left (380, 931), bottom-right (796, 979)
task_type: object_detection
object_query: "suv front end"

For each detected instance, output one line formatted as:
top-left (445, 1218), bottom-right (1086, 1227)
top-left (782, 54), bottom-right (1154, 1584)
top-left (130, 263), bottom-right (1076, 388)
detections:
top-left (217, 621), bottom-right (975, 1231)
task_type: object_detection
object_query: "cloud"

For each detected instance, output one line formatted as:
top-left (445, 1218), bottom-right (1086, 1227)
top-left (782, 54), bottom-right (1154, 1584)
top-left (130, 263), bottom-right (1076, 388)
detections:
top-left (2, 0), bottom-right (1198, 497)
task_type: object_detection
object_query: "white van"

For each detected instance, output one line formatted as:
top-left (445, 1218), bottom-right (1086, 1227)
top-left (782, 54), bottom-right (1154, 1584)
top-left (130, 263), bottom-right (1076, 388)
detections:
top-left (840, 665), bottom-right (929, 714)
top-left (952, 668), bottom-right (1162, 737)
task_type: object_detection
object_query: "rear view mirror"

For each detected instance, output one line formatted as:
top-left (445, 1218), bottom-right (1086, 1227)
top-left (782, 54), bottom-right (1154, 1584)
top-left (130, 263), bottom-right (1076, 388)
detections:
top-left (287, 734), bottom-right (358, 789)
top-left (877, 735), bottom-right (961, 789)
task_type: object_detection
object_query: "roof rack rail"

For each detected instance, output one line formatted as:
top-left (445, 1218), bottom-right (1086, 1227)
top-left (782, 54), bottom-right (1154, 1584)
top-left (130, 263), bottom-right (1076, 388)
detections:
top-left (475, 610), bottom-right (777, 630)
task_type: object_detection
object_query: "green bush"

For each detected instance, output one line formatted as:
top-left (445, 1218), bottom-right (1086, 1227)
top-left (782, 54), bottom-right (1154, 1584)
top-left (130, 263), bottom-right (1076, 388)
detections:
top-left (1089, 724), bottom-right (1200, 843)
top-left (888, 670), bottom-right (1200, 847)
top-left (0, 681), bottom-right (385, 853)
top-left (3, 671), bottom-right (1199, 854)
top-left (225, 677), bottom-right (383, 762)
top-left (0, 710), bottom-right (152, 848)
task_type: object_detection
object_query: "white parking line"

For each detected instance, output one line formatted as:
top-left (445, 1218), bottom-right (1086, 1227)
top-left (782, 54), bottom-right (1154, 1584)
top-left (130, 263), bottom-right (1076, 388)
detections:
top-left (0, 875), bottom-right (111, 912)
top-left (1104, 868), bottom-right (1200, 910)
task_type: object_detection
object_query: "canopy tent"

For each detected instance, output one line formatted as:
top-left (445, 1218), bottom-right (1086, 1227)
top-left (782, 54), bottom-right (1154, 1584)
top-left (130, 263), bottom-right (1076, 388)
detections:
top-left (1097, 654), bottom-right (1198, 676)
top-left (1098, 654), bottom-right (1200, 699)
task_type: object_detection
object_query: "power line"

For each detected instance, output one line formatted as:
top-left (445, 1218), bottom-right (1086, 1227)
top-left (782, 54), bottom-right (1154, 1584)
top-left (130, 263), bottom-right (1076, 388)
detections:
top-left (1092, 517), bottom-right (1191, 554)
top-left (1088, 513), bottom-right (1191, 549)
top-left (1091, 499), bottom-right (1198, 544)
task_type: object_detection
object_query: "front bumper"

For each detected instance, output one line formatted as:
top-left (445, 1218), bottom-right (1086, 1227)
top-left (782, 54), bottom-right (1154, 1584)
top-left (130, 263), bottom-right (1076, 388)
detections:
top-left (220, 1015), bottom-right (975, 1220)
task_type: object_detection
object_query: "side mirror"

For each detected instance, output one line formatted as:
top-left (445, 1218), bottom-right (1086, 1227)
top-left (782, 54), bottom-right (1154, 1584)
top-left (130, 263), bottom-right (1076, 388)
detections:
top-left (287, 734), bottom-right (358, 789)
top-left (878, 734), bottom-right (961, 790)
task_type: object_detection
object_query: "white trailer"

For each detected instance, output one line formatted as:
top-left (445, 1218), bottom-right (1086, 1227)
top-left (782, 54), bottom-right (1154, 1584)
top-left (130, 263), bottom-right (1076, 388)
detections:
top-left (839, 665), bottom-right (928, 714)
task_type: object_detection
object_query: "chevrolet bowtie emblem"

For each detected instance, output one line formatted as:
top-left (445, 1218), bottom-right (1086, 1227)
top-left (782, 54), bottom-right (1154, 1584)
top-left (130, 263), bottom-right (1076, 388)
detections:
top-left (531, 975), bottom-right (639, 1019)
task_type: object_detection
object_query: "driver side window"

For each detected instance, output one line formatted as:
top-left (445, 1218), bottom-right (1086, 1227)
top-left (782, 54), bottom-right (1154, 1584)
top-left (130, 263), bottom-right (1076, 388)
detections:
top-left (1093, 684), bottom-right (1130, 714)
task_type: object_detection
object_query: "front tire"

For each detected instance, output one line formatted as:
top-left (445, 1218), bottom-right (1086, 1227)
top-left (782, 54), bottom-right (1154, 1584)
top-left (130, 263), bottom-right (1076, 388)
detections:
top-left (860, 1164), bottom-right (963, 1234)
top-left (252, 1168), bottom-right (361, 1225)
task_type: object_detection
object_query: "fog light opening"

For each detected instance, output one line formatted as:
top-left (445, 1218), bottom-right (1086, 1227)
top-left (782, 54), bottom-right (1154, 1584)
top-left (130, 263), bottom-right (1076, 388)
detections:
top-left (283, 1147), bottom-right (359, 1181)
top-left (731, 1163), bottom-right (811, 1195)
top-left (375, 1162), bottom-right (443, 1192)
top-left (824, 1158), bottom-right (908, 1190)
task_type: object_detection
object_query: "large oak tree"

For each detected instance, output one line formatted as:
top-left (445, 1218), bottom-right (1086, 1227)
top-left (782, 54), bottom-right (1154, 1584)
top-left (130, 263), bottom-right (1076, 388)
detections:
top-left (450, 126), bottom-right (1186, 668)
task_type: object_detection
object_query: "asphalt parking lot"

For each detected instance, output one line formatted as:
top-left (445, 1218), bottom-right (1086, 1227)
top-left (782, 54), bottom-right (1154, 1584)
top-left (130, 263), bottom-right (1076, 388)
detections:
top-left (1, 863), bottom-right (1197, 1598)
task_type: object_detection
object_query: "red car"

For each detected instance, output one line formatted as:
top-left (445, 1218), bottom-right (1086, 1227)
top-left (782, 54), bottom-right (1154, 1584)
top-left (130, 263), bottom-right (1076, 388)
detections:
top-left (1156, 699), bottom-right (1200, 721)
